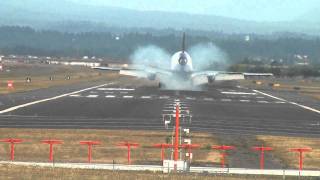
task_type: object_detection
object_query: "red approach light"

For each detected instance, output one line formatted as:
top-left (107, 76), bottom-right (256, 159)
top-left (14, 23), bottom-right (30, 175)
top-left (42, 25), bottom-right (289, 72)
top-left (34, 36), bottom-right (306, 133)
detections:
top-left (212, 145), bottom-right (236, 168)
top-left (41, 140), bottom-right (63, 162)
top-left (152, 143), bottom-right (173, 161)
top-left (289, 147), bottom-right (312, 171)
top-left (117, 141), bottom-right (139, 164)
top-left (7, 81), bottom-right (14, 89)
top-left (0, 138), bottom-right (23, 161)
top-left (79, 141), bottom-right (101, 163)
top-left (252, 146), bottom-right (273, 170)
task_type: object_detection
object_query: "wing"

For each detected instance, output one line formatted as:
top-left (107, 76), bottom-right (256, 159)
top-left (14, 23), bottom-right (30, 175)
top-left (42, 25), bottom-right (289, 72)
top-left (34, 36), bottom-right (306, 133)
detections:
top-left (191, 71), bottom-right (273, 85)
top-left (93, 66), bottom-right (172, 80)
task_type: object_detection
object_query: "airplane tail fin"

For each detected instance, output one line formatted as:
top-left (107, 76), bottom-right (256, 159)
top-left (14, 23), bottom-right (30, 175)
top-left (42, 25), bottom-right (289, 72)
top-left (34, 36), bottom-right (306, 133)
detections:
top-left (182, 32), bottom-right (186, 53)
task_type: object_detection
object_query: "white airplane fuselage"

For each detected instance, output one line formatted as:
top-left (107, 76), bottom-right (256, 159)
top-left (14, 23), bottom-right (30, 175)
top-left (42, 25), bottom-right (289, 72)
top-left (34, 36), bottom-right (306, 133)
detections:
top-left (170, 51), bottom-right (194, 81)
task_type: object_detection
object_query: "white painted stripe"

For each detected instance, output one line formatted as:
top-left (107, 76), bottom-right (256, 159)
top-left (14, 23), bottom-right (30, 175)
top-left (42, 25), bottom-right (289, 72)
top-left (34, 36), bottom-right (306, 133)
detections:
top-left (221, 92), bottom-right (256, 95)
top-left (141, 96), bottom-right (151, 99)
top-left (69, 94), bottom-right (81, 97)
top-left (123, 96), bottom-right (133, 99)
top-left (186, 97), bottom-right (196, 100)
top-left (221, 99), bottom-right (232, 102)
top-left (159, 96), bottom-right (170, 99)
top-left (240, 100), bottom-right (250, 102)
top-left (0, 83), bottom-right (114, 114)
top-left (89, 91), bottom-right (97, 94)
top-left (105, 95), bottom-right (116, 98)
top-left (257, 101), bottom-right (269, 103)
top-left (97, 88), bottom-right (135, 91)
top-left (253, 89), bottom-right (320, 114)
top-left (87, 95), bottom-right (98, 98)
top-left (275, 101), bottom-right (286, 104)
top-left (203, 98), bottom-right (214, 101)
top-left (256, 96), bottom-right (265, 99)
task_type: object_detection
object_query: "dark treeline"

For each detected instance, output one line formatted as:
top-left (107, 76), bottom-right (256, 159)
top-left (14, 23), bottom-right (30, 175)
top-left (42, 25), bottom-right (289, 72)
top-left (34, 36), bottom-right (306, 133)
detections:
top-left (1, 26), bottom-right (320, 66)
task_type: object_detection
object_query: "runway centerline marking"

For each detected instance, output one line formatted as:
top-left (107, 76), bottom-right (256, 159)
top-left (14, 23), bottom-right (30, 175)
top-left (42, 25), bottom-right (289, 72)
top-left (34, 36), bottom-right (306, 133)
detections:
top-left (105, 95), bottom-right (116, 98)
top-left (253, 89), bottom-right (320, 114)
top-left (0, 83), bottom-right (114, 114)
top-left (123, 96), bottom-right (133, 99)
top-left (141, 96), bottom-right (151, 99)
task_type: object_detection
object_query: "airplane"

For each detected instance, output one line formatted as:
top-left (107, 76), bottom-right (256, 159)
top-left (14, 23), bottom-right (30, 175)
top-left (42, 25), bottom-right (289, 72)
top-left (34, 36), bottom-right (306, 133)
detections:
top-left (93, 33), bottom-right (273, 89)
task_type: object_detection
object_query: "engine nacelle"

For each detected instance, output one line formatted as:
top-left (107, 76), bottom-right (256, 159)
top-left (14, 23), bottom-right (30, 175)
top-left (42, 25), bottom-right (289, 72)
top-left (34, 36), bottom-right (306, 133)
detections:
top-left (207, 76), bottom-right (214, 83)
top-left (147, 74), bottom-right (156, 81)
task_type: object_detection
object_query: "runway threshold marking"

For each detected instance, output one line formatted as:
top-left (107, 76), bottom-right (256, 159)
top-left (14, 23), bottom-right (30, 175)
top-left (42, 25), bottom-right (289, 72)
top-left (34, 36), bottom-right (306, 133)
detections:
top-left (0, 83), bottom-right (114, 114)
top-left (253, 89), bottom-right (320, 114)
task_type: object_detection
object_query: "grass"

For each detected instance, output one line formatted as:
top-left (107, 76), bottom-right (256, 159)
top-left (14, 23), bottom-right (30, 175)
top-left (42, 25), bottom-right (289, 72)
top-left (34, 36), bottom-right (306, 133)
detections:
top-left (0, 64), bottom-right (119, 94)
top-left (256, 135), bottom-right (320, 169)
top-left (0, 128), bottom-right (220, 166)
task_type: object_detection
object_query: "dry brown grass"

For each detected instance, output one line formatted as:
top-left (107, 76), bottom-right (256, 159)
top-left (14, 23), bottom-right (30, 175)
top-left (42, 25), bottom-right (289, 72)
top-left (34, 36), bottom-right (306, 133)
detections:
top-left (0, 128), bottom-right (219, 165)
top-left (256, 135), bottom-right (320, 169)
top-left (0, 65), bottom-right (119, 94)
top-left (0, 164), bottom-right (294, 180)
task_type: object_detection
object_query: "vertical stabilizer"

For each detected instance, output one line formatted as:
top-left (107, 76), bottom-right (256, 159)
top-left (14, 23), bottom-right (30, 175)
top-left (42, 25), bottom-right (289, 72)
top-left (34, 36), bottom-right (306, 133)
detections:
top-left (182, 32), bottom-right (186, 53)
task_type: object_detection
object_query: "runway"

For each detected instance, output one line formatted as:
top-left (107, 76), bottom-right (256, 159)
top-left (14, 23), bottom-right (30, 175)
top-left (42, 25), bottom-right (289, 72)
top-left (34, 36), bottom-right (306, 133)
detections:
top-left (0, 79), bottom-right (319, 137)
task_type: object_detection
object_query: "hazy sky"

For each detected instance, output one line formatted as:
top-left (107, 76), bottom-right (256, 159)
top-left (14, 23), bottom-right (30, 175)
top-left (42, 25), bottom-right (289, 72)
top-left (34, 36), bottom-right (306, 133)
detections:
top-left (69, 0), bottom-right (318, 22)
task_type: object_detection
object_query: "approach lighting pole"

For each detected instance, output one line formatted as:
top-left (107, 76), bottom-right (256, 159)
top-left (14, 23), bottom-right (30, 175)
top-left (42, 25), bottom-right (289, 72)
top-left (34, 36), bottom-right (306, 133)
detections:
top-left (152, 143), bottom-right (173, 161)
top-left (117, 141), bottom-right (139, 164)
top-left (0, 138), bottom-right (23, 161)
top-left (289, 147), bottom-right (312, 171)
top-left (252, 146), bottom-right (273, 170)
top-left (174, 103), bottom-right (180, 171)
top-left (212, 145), bottom-right (235, 168)
top-left (41, 140), bottom-right (63, 162)
top-left (180, 144), bottom-right (200, 162)
top-left (80, 141), bottom-right (101, 163)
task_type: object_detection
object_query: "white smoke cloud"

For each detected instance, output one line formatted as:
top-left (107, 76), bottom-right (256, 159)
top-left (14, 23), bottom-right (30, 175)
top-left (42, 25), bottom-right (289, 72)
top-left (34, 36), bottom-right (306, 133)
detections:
top-left (188, 42), bottom-right (229, 71)
top-left (129, 45), bottom-right (170, 69)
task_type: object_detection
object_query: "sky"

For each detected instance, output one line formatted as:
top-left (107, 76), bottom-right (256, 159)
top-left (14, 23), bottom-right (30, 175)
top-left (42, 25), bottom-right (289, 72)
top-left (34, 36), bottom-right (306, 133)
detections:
top-left (69, 0), bottom-right (318, 22)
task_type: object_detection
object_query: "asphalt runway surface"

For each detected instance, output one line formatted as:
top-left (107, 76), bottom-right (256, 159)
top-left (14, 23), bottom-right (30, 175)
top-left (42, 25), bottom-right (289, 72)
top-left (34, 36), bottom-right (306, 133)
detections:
top-left (0, 79), bottom-right (319, 137)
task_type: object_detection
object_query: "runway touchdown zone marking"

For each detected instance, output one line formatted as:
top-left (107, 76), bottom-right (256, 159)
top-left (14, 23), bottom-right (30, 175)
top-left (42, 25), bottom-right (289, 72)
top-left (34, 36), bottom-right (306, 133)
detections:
top-left (0, 83), bottom-right (114, 114)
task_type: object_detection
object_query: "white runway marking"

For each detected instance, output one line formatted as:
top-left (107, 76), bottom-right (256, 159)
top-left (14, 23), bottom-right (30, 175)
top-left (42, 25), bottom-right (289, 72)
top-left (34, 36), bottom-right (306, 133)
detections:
top-left (257, 101), bottom-right (269, 103)
top-left (203, 98), bottom-right (214, 101)
top-left (90, 91), bottom-right (97, 94)
top-left (256, 96), bottom-right (265, 99)
top-left (97, 88), bottom-right (135, 91)
top-left (123, 96), bottom-right (133, 99)
top-left (105, 95), bottom-right (116, 98)
top-left (253, 89), bottom-right (320, 114)
top-left (141, 96), bottom-right (151, 99)
top-left (186, 97), bottom-right (196, 100)
top-left (240, 100), bottom-right (250, 102)
top-left (221, 92), bottom-right (256, 95)
top-left (87, 95), bottom-right (98, 98)
top-left (0, 83), bottom-right (114, 114)
top-left (69, 94), bottom-right (81, 97)
top-left (159, 96), bottom-right (170, 99)
top-left (275, 101), bottom-right (286, 104)
top-left (221, 99), bottom-right (232, 102)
